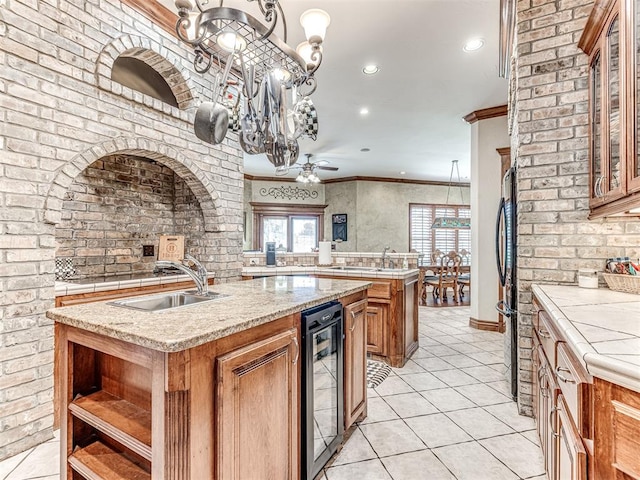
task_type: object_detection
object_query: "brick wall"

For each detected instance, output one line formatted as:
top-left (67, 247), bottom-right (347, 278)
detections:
top-left (55, 154), bottom-right (205, 278)
top-left (0, 0), bottom-right (243, 459)
top-left (513, 0), bottom-right (640, 414)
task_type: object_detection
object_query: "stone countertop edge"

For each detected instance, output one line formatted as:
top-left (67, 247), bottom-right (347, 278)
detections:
top-left (243, 266), bottom-right (420, 279)
top-left (532, 284), bottom-right (640, 393)
top-left (46, 277), bottom-right (372, 353)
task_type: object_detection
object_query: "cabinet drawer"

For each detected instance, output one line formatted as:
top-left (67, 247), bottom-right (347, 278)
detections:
top-left (535, 309), bottom-right (560, 368)
top-left (368, 281), bottom-right (391, 300)
top-left (555, 343), bottom-right (592, 440)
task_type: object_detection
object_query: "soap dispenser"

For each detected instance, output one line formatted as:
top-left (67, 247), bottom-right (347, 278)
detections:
top-left (402, 255), bottom-right (408, 269)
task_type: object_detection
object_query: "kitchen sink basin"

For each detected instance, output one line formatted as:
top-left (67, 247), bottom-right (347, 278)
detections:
top-left (108, 291), bottom-right (227, 312)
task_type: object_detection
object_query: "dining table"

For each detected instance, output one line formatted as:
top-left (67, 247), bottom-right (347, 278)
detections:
top-left (418, 264), bottom-right (471, 305)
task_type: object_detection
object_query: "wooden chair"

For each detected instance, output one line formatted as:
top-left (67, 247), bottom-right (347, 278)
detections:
top-left (457, 249), bottom-right (471, 296)
top-left (420, 249), bottom-right (443, 304)
top-left (425, 250), bottom-right (462, 302)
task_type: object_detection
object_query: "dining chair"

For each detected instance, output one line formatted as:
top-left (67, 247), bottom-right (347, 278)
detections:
top-left (425, 250), bottom-right (462, 302)
top-left (457, 249), bottom-right (471, 296)
top-left (420, 249), bottom-right (443, 304)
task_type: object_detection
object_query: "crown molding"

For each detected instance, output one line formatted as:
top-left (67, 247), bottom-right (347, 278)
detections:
top-left (244, 174), bottom-right (470, 187)
top-left (496, 147), bottom-right (511, 156)
top-left (463, 105), bottom-right (508, 124)
top-left (122, 0), bottom-right (177, 36)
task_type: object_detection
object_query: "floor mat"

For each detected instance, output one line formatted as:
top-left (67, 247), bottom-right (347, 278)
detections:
top-left (366, 359), bottom-right (392, 389)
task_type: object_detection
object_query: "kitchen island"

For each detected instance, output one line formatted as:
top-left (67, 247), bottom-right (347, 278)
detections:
top-left (242, 266), bottom-right (420, 367)
top-left (47, 276), bottom-right (371, 480)
top-left (531, 284), bottom-right (640, 480)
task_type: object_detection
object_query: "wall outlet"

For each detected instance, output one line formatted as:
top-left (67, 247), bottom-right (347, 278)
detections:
top-left (143, 245), bottom-right (155, 257)
top-left (336, 257), bottom-right (346, 265)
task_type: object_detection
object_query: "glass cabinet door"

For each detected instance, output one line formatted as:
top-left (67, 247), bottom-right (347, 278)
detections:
top-left (606, 15), bottom-right (622, 194)
top-left (591, 52), bottom-right (602, 200)
top-left (633, 0), bottom-right (640, 190)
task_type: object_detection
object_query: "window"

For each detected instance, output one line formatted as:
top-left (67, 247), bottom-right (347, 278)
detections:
top-left (409, 203), bottom-right (471, 266)
top-left (251, 203), bottom-right (326, 252)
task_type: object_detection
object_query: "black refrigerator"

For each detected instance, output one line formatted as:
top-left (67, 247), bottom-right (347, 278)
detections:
top-left (495, 166), bottom-right (517, 400)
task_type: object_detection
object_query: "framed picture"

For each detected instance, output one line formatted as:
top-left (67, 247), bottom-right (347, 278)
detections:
top-left (332, 214), bottom-right (347, 241)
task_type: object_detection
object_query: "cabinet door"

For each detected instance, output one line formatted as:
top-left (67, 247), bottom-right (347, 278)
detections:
top-left (344, 299), bottom-right (367, 429)
top-left (216, 328), bottom-right (299, 480)
top-left (555, 395), bottom-right (587, 480)
top-left (590, 50), bottom-right (604, 204)
top-left (366, 303), bottom-right (388, 356)
top-left (631, 0), bottom-right (640, 192)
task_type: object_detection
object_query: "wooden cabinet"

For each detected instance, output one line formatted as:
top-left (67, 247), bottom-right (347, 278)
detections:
top-left (366, 302), bottom-right (388, 356)
top-left (343, 299), bottom-right (367, 430)
top-left (216, 329), bottom-right (299, 480)
top-left (556, 394), bottom-right (588, 480)
top-left (532, 297), bottom-right (591, 480)
top-left (57, 313), bottom-right (302, 480)
top-left (580, 0), bottom-right (640, 217)
top-left (593, 377), bottom-right (640, 479)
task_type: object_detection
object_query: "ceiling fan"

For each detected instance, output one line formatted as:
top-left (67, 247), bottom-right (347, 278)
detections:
top-left (276, 154), bottom-right (339, 183)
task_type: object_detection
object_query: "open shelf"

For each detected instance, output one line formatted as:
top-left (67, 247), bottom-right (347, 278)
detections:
top-left (69, 391), bottom-right (152, 462)
top-left (69, 441), bottom-right (150, 480)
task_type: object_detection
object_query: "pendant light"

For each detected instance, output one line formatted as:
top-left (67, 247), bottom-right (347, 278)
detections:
top-left (431, 160), bottom-right (471, 229)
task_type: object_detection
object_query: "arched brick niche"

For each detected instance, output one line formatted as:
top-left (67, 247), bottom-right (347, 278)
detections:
top-left (95, 34), bottom-right (197, 114)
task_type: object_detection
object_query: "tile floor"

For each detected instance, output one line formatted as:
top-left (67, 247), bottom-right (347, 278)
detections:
top-left (0, 306), bottom-right (546, 480)
top-left (318, 306), bottom-right (547, 480)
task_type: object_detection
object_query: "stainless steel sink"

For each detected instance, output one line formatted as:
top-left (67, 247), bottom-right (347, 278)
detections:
top-left (108, 291), bottom-right (227, 312)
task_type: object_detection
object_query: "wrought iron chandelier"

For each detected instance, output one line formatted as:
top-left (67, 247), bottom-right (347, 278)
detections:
top-left (174, 0), bottom-right (330, 170)
top-left (431, 160), bottom-right (471, 229)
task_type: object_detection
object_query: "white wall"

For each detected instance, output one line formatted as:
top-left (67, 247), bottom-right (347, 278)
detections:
top-left (470, 116), bottom-right (509, 323)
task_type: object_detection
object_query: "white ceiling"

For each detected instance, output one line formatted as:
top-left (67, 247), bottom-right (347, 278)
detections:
top-left (157, 0), bottom-right (507, 182)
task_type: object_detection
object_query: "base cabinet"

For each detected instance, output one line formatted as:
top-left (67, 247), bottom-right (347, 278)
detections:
top-left (366, 303), bottom-right (388, 357)
top-left (216, 329), bottom-right (299, 480)
top-left (556, 394), bottom-right (588, 480)
top-left (344, 299), bottom-right (367, 430)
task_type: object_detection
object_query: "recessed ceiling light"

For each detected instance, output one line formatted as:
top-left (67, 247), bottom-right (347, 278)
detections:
top-left (400, 171), bottom-right (406, 175)
top-left (360, 107), bottom-right (369, 115)
top-left (360, 148), bottom-right (370, 152)
top-left (363, 64), bottom-right (380, 75)
top-left (463, 38), bottom-right (484, 52)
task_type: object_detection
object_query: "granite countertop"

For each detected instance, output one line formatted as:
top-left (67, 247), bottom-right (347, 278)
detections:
top-left (532, 284), bottom-right (640, 393)
top-left (243, 265), bottom-right (420, 279)
top-left (47, 276), bottom-right (371, 353)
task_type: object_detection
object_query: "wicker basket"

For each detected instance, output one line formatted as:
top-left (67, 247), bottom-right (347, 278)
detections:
top-left (602, 273), bottom-right (640, 294)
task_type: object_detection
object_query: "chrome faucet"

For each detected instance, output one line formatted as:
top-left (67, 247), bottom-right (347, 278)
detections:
top-left (381, 246), bottom-right (390, 269)
top-left (156, 254), bottom-right (209, 295)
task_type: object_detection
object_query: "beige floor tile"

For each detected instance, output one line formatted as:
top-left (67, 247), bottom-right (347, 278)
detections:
top-left (454, 383), bottom-right (512, 407)
top-left (382, 392), bottom-right (438, 418)
top-left (401, 372), bottom-right (449, 391)
top-left (373, 376), bottom-right (413, 397)
top-left (325, 458), bottom-right (392, 480)
top-left (5, 440), bottom-right (59, 480)
top-left (447, 342), bottom-right (484, 354)
top-left (405, 413), bottom-right (472, 448)
top-left (420, 387), bottom-right (476, 412)
top-left (431, 368), bottom-right (480, 387)
top-left (359, 420), bottom-right (425, 457)
top-left (381, 449), bottom-right (455, 480)
top-left (391, 359), bottom-right (426, 376)
top-left (484, 402), bottom-right (537, 432)
top-left (412, 357), bottom-right (454, 372)
top-left (461, 365), bottom-right (506, 383)
top-left (331, 428), bottom-right (377, 466)
top-left (433, 441), bottom-right (519, 480)
top-left (438, 354), bottom-right (482, 368)
top-left (480, 433), bottom-right (546, 478)
top-left (466, 351), bottom-right (504, 365)
top-left (0, 449), bottom-right (32, 480)
top-left (485, 380), bottom-right (513, 397)
top-left (446, 407), bottom-right (515, 440)
top-left (520, 429), bottom-right (541, 446)
top-left (360, 397), bottom-right (400, 424)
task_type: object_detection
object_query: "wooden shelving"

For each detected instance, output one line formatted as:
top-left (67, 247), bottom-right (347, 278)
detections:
top-left (68, 441), bottom-right (150, 480)
top-left (69, 391), bottom-right (152, 461)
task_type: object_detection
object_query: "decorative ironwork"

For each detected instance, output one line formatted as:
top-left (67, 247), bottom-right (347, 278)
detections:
top-left (260, 186), bottom-right (319, 200)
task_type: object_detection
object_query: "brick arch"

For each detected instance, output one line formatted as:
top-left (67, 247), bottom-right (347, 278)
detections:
top-left (44, 138), bottom-right (221, 233)
top-left (95, 34), bottom-right (197, 110)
